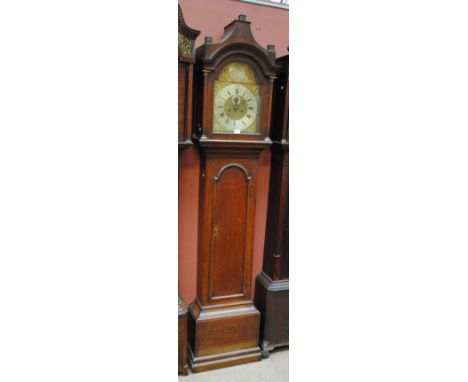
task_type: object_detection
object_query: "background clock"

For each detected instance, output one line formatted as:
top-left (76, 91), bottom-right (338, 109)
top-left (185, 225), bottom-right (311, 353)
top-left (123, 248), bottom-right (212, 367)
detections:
top-left (178, 4), bottom-right (199, 376)
top-left (255, 53), bottom-right (289, 358)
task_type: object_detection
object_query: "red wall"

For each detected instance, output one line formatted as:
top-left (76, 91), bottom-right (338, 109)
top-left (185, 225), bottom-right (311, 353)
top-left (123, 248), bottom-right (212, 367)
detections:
top-left (179, 0), bottom-right (289, 56)
top-left (178, 0), bottom-right (288, 304)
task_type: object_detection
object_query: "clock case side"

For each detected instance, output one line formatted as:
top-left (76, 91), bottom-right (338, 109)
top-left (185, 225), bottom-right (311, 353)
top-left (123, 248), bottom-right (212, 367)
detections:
top-left (270, 54), bottom-right (289, 145)
top-left (254, 54), bottom-right (289, 358)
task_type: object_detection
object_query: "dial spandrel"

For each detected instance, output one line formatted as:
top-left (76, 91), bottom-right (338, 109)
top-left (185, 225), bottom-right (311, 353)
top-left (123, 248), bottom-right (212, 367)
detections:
top-left (213, 62), bottom-right (261, 134)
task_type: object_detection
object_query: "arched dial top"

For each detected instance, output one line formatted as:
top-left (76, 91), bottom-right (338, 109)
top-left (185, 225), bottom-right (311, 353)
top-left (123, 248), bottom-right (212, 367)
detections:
top-left (213, 62), bottom-right (261, 134)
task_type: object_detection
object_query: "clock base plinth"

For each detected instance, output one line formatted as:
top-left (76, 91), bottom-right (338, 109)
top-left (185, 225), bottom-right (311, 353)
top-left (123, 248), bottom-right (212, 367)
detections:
top-left (178, 297), bottom-right (189, 375)
top-left (187, 300), bottom-right (262, 372)
top-left (188, 344), bottom-right (261, 373)
top-left (254, 272), bottom-right (289, 358)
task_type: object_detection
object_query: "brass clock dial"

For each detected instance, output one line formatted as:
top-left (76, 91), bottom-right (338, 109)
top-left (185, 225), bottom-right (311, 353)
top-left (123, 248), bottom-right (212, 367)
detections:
top-left (213, 62), bottom-right (261, 134)
top-left (214, 84), bottom-right (258, 133)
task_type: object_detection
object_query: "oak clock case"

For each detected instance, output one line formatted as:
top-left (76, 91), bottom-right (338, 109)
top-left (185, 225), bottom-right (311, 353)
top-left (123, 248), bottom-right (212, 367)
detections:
top-left (178, 4), bottom-right (199, 376)
top-left (188, 15), bottom-right (278, 372)
top-left (254, 54), bottom-right (289, 358)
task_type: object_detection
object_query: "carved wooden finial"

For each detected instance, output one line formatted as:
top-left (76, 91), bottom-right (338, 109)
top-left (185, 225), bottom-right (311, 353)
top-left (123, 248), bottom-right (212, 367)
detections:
top-left (197, 14), bottom-right (277, 75)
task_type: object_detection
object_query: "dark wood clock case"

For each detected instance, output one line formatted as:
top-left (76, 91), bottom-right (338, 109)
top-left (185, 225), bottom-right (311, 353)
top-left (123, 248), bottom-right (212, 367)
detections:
top-left (188, 15), bottom-right (278, 372)
top-left (178, 4), bottom-right (199, 154)
top-left (178, 296), bottom-right (189, 375)
top-left (254, 54), bottom-right (289, 357)
top-left (178, 4), bottom-right (199, 375)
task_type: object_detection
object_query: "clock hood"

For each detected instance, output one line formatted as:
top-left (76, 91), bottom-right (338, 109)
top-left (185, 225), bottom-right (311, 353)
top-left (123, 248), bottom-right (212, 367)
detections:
top-left (196, 15), bottom-right (278, 76)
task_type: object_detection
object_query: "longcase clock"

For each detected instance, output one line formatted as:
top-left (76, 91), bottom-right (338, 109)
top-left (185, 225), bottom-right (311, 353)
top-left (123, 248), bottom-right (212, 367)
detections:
top-left (178, 4), bottom-right (199, 375)
top-left (254, 53), bottom-right (289, 357)
top-left (188, 15), bottom-right (278, 372)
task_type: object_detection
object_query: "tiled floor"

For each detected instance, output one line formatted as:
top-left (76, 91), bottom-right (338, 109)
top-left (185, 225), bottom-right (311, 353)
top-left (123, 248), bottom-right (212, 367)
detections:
top-left (179, 349), bottom-right (288, 382)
